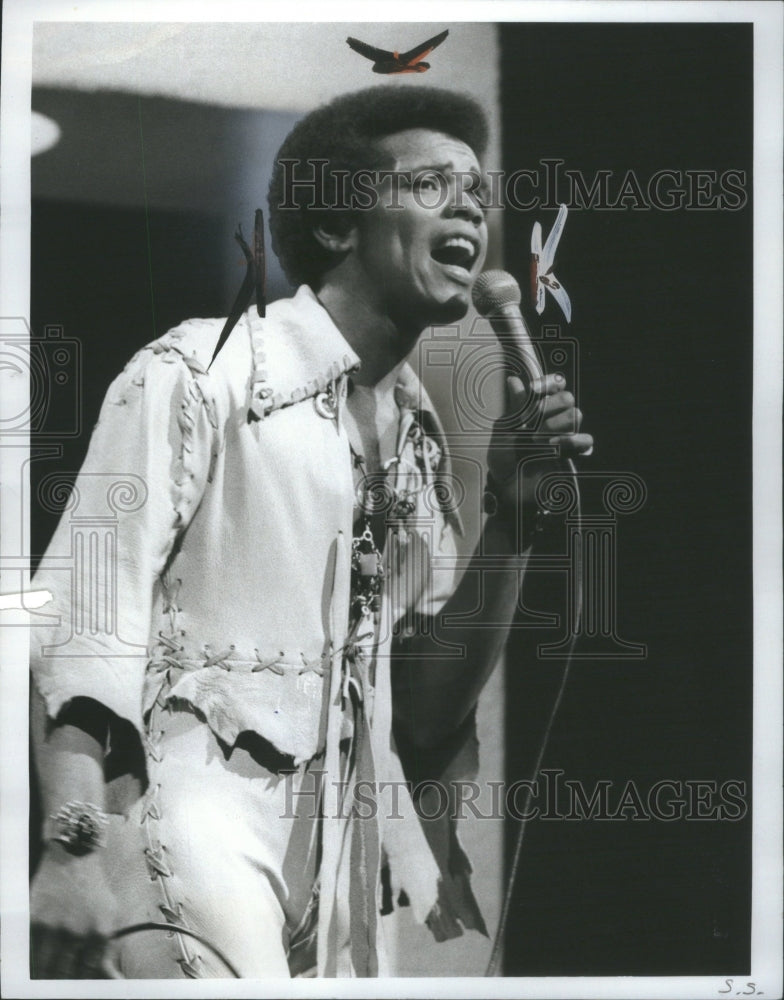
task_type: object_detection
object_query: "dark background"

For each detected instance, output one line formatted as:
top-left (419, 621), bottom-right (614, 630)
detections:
top-left (30, 22), bottom-right (753, 976)
top-left (502, 24), bottom-right (753, 975)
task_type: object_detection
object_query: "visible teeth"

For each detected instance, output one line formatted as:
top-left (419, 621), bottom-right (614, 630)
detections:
top-left (432, 235), bottom-right (478, 272)
top-left (442, 237), bottom-right (475, 259)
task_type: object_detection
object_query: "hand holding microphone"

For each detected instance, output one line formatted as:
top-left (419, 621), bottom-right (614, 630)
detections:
top-left (472, 269), bottom-right (546, 389)
top-left (472, 268), bottom-right (593, 455)
top-left (471, 269), bottom-right (593, 516)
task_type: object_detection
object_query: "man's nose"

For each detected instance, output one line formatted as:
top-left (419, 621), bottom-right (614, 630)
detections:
top-left (443, 177), bottom-right (485, 225)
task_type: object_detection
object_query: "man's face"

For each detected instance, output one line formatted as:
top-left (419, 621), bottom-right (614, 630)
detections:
top-left (350, 128), bottom-right (488, 329)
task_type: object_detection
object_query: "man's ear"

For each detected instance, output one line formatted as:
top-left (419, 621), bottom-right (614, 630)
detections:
top-left (312, 213), bottom-right (359, 255)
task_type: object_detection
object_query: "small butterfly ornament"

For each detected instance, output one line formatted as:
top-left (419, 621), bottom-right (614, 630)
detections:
top-left (531, 203), bottom-right (572, 323)
top-left (346, 29), bottom-right (449, 74)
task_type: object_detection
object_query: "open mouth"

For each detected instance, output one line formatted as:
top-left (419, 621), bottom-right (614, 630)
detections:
top-left (431, 236), bottom-right (479, 273)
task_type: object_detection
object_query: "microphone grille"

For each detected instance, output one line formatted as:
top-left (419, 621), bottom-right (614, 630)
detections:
top-left (471, 269), bottom-right (522, 316)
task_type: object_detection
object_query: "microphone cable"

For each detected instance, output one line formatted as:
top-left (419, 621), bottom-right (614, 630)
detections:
top-left (484, 456), bottom-right (583, 976)
top-left (471, 267), bottom-right (585, 976)
top-left (102, 921), bottom-right (242, 978)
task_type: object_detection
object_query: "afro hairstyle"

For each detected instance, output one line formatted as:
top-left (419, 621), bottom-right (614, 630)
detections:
top-left (267, 85), bottom-right (489, 289)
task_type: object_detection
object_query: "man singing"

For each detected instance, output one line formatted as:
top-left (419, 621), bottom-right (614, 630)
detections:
top-left (29, 85), bottom-right (591, 978)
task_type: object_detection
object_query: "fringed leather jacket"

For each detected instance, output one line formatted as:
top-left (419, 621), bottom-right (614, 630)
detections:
top-left (30, 285), bottom-right (485, 975)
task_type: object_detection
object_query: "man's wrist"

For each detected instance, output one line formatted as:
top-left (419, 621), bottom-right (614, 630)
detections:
top-left (483, 469), bottom-right (551, 549)
top-left (45, 801), bottom-right (109, 856)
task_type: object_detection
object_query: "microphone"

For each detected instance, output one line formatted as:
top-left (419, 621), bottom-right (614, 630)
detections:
top-left (472, 269), bottom-right (544, 392)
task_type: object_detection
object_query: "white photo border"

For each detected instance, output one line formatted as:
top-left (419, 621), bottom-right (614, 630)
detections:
top-left (1, 2), bottom-right (781, 998)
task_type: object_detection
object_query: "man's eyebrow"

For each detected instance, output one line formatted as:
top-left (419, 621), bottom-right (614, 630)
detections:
top-left (420, 163), bottom-right (490, 197)
top-left (404, 162), bottom-right (480, 175)
top-left (398, 162), bottom-right (490, 202)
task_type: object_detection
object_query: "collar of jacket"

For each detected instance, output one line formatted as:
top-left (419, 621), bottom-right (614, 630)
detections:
top-left (246, 284), bottom-right (360, 420)
top-left (245, 285), bottom-right (464, 536)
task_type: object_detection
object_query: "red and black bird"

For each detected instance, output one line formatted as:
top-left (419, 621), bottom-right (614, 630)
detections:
top-left (346, 29), bottom-right (449, 75)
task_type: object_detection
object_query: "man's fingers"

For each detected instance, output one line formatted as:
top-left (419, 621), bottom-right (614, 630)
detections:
top-left (540, 405), bottom-right (583, 434)
top-left (30, 924), bottom-right (58, 979)
top-left (506, 373), bottom-right (566, 403)
top-left (505, 375), bottom-right (526, 409)
top-left (53, 930), bottom-right (85, 979)
top-left (504, 377), bottom-right (588, 449)
top-left (548, 433), bottom-right (594, 456)
top-left (31, 923), bottom-right (110, 979)
top-left (534, 373), bottom-right (567, 397)
top-left (76, 932), bottom-right (111, 978)
top-left (540, 390), bottom-right (577, 418)
top-left (31, 923), bottom-right (72, 978)
top-left (506, 377), bottom-right (578, 433)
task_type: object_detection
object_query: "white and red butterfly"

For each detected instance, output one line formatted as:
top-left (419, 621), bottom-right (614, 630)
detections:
top-left (531, 203), bottom-right (572, 323)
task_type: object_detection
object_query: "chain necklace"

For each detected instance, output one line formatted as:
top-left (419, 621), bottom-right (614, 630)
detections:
top-left (349, 447), bottom-right (385, 624)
